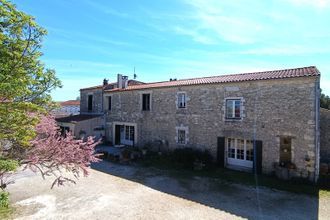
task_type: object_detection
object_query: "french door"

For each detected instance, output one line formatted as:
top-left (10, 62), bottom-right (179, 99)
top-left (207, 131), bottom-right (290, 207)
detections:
top-left (120, 125), bottom-right (135, 146)
top-left (226, 138), bottom-right (253, 168)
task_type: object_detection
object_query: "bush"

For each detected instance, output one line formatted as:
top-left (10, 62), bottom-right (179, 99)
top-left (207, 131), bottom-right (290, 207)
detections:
top-left (171, 148), bottom-right (214, 170)
top-left (0, 192), bottom-right (9, 208)
top-left (0, 158), bottom-right (19, 173)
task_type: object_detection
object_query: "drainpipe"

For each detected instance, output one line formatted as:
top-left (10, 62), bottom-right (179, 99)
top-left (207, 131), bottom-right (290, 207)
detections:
top-left (102, 84), bottom-right (106, 144)
top-left (314, 76), bottom-right (320, 183)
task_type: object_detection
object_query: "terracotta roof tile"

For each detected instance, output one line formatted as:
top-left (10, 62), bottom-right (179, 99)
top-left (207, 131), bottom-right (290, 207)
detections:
top-left (80, 80), bottom-right (145, 91)
top-left (60, 100), bottom-right (80, 106)
top-left (104, 66), bottom-right (319, 92)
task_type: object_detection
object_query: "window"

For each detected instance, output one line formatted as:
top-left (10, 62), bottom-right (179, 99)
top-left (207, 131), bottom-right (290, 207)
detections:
top-left (125, 126), bottom-right (134, 141)
top-left (142, 93), bottom-right (150, 111)
top-left (177, 93), bottom-right (186, 108)
top-left (108, 96), bottom-right (111, 110)
top-left (177, 129), bottom-right (186, 144)
top-left (88, 95), bottom-right (93, 111)
top-left (227, 138), bottom-right (235, 158)
top-left (226, 99), bottom-right (241, 119)
top-left (226, 138), bottom-right (254, 162)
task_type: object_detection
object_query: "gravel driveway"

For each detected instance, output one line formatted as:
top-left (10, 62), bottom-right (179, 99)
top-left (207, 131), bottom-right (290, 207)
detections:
top-left (6, 161), bottom-right (329, 220)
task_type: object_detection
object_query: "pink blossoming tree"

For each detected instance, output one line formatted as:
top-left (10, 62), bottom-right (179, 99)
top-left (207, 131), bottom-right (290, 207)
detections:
top-left (23, 114), bottom-right (101, 188)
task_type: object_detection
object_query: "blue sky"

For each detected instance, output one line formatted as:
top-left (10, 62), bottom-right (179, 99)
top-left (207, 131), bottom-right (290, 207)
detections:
top-left (13, 0), bottom-right (330, 101)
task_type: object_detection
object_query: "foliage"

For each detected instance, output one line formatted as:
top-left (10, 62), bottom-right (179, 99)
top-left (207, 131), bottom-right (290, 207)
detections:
top-left (171, 148), bottom-right (214, 170)
top-left (0, 158), bottom-right (18, 173)
top-left (23, 115), bottom-right (101, 188)
top-left (0, 0), bottom-right (100, 194)
top-left (0, 158), bottom-right (18, 190)
top-left (0, 0), bottom-right (61, 148)
top-left (320, 89), bottom-right (330, 110)
top-left (0, 192), bottom-right (9, 208)
top-left (142, 147), bottom-right (214, 171)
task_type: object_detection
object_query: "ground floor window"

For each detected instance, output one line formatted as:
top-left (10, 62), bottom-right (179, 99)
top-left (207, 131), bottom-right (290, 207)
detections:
top-left (115, 124), bottom-right (135, 146)
top-left (125, 125), bottom-right (134, 141)
top-left (226, 138), bottom-right (253, 168)
top-left (177, 129), bottom-right (186, 144)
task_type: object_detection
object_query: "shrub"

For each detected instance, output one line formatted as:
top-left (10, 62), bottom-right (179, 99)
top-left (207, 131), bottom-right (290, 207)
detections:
top-left (0, 192), bottom-right (9, 208)
top-left (171, 148), bottom-right (214, 170)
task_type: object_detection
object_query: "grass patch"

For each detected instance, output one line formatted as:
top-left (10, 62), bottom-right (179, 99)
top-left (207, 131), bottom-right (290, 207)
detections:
top-left (0, 206), bottom-right (14, 219)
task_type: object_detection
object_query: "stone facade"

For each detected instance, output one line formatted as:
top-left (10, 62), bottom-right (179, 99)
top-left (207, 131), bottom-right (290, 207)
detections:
top-left (320, 108), bottom-right (330, 163)
top-left (80, 88), bottom-right (103, 114)
top-left (100, 76), bottom-right (319, 180)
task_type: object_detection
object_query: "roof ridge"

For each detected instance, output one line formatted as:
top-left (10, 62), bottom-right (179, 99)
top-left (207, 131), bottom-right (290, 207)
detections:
top-left (130, 66), bottom-right (318, 86)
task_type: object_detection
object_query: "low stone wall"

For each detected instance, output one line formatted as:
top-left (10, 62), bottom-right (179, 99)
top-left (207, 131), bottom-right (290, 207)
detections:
top-left (320, 108), bottom-right (330, 163)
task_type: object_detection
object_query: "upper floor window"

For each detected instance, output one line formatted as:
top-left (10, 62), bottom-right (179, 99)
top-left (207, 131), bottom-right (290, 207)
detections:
top-left (142, 93), bottom-right (150, 111)
top-left (226, 99), bottom-right (241, 119)
top-left (88, 95), bottom-right (93, 111)
top-left (108, 96), bottom-right (112, 111)
top-left (177, 92), bottom-right (186, 108)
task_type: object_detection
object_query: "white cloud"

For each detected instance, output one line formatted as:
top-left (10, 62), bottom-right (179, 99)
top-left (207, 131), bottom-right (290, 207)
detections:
top-left (180, 0), bottom-right (266, 44)
top-left (173, 26), bottom-right (217, 45)
top-left (285, 0), bottom-right (330, 9)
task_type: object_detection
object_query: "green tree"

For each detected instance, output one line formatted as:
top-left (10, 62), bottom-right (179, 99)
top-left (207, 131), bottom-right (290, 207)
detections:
top-left (0, 0), bottom-right (61, 149)
top-left (320, 89), bottom-right (330, 110)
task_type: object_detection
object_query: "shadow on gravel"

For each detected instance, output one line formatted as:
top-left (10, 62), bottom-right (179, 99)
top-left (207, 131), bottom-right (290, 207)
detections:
top-left (91, 161), bottom-right (319, 220)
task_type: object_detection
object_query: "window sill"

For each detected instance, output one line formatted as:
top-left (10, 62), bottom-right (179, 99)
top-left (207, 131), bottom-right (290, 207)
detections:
top-left (225, 118), bottom-right (243, 122)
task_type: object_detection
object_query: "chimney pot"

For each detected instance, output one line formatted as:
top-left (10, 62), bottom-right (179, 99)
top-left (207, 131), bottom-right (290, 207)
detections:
top-left (103, 78), bottom-right (108, 86)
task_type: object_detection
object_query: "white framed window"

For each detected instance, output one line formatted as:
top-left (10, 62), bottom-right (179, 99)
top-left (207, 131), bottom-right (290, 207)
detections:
top-left (177, 92), bottom-right (186, 108)
top-left (226, 138), bottom-right (254, 168)
top-left (225, 99), bottom-right (241, 119)
top-left (125, 125), bottom-right (134, 141)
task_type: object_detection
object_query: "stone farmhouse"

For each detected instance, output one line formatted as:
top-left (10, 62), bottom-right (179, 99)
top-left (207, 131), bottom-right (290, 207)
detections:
top-left (58, 66), bottom-right (322, 182)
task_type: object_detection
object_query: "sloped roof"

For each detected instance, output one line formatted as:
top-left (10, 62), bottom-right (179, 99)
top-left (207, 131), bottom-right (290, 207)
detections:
top-left (104, 66), bottom-right (319, 93)
top-left (60, 100), bottom-right (80, 106)
top-left (80, 80), bottom-right (145, 91)
top-left (56, 114), bottom-right (101, 123)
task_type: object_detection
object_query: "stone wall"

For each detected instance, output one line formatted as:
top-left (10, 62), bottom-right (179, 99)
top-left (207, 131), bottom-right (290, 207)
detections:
top-left (104, 76), bottom-right (319, 180)
top-left (80, 88), bottom-right (103, 114)
top-left (320, 108), bottom-right (330, 163)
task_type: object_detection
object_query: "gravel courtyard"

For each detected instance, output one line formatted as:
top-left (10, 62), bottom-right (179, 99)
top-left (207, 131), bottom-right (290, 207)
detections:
top-left (6, 161), bottom-right (330, 220)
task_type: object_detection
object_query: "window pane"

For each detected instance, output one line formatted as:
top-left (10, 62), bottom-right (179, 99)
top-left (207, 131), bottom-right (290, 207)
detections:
top-left (226, 100), bottom-right (233, 118)
top-left (129, 126), bottom-right (134, 141)
top-left (178, 93), bottom-right (186, 108)
top-left (125, 126), bottom-right (129, 140)
top-left (227, 138), bottom-right (235, 158)
top-left (237, 139), bottom-right (244, 159)
top-left (234, 100), bottom-right (241, 118)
